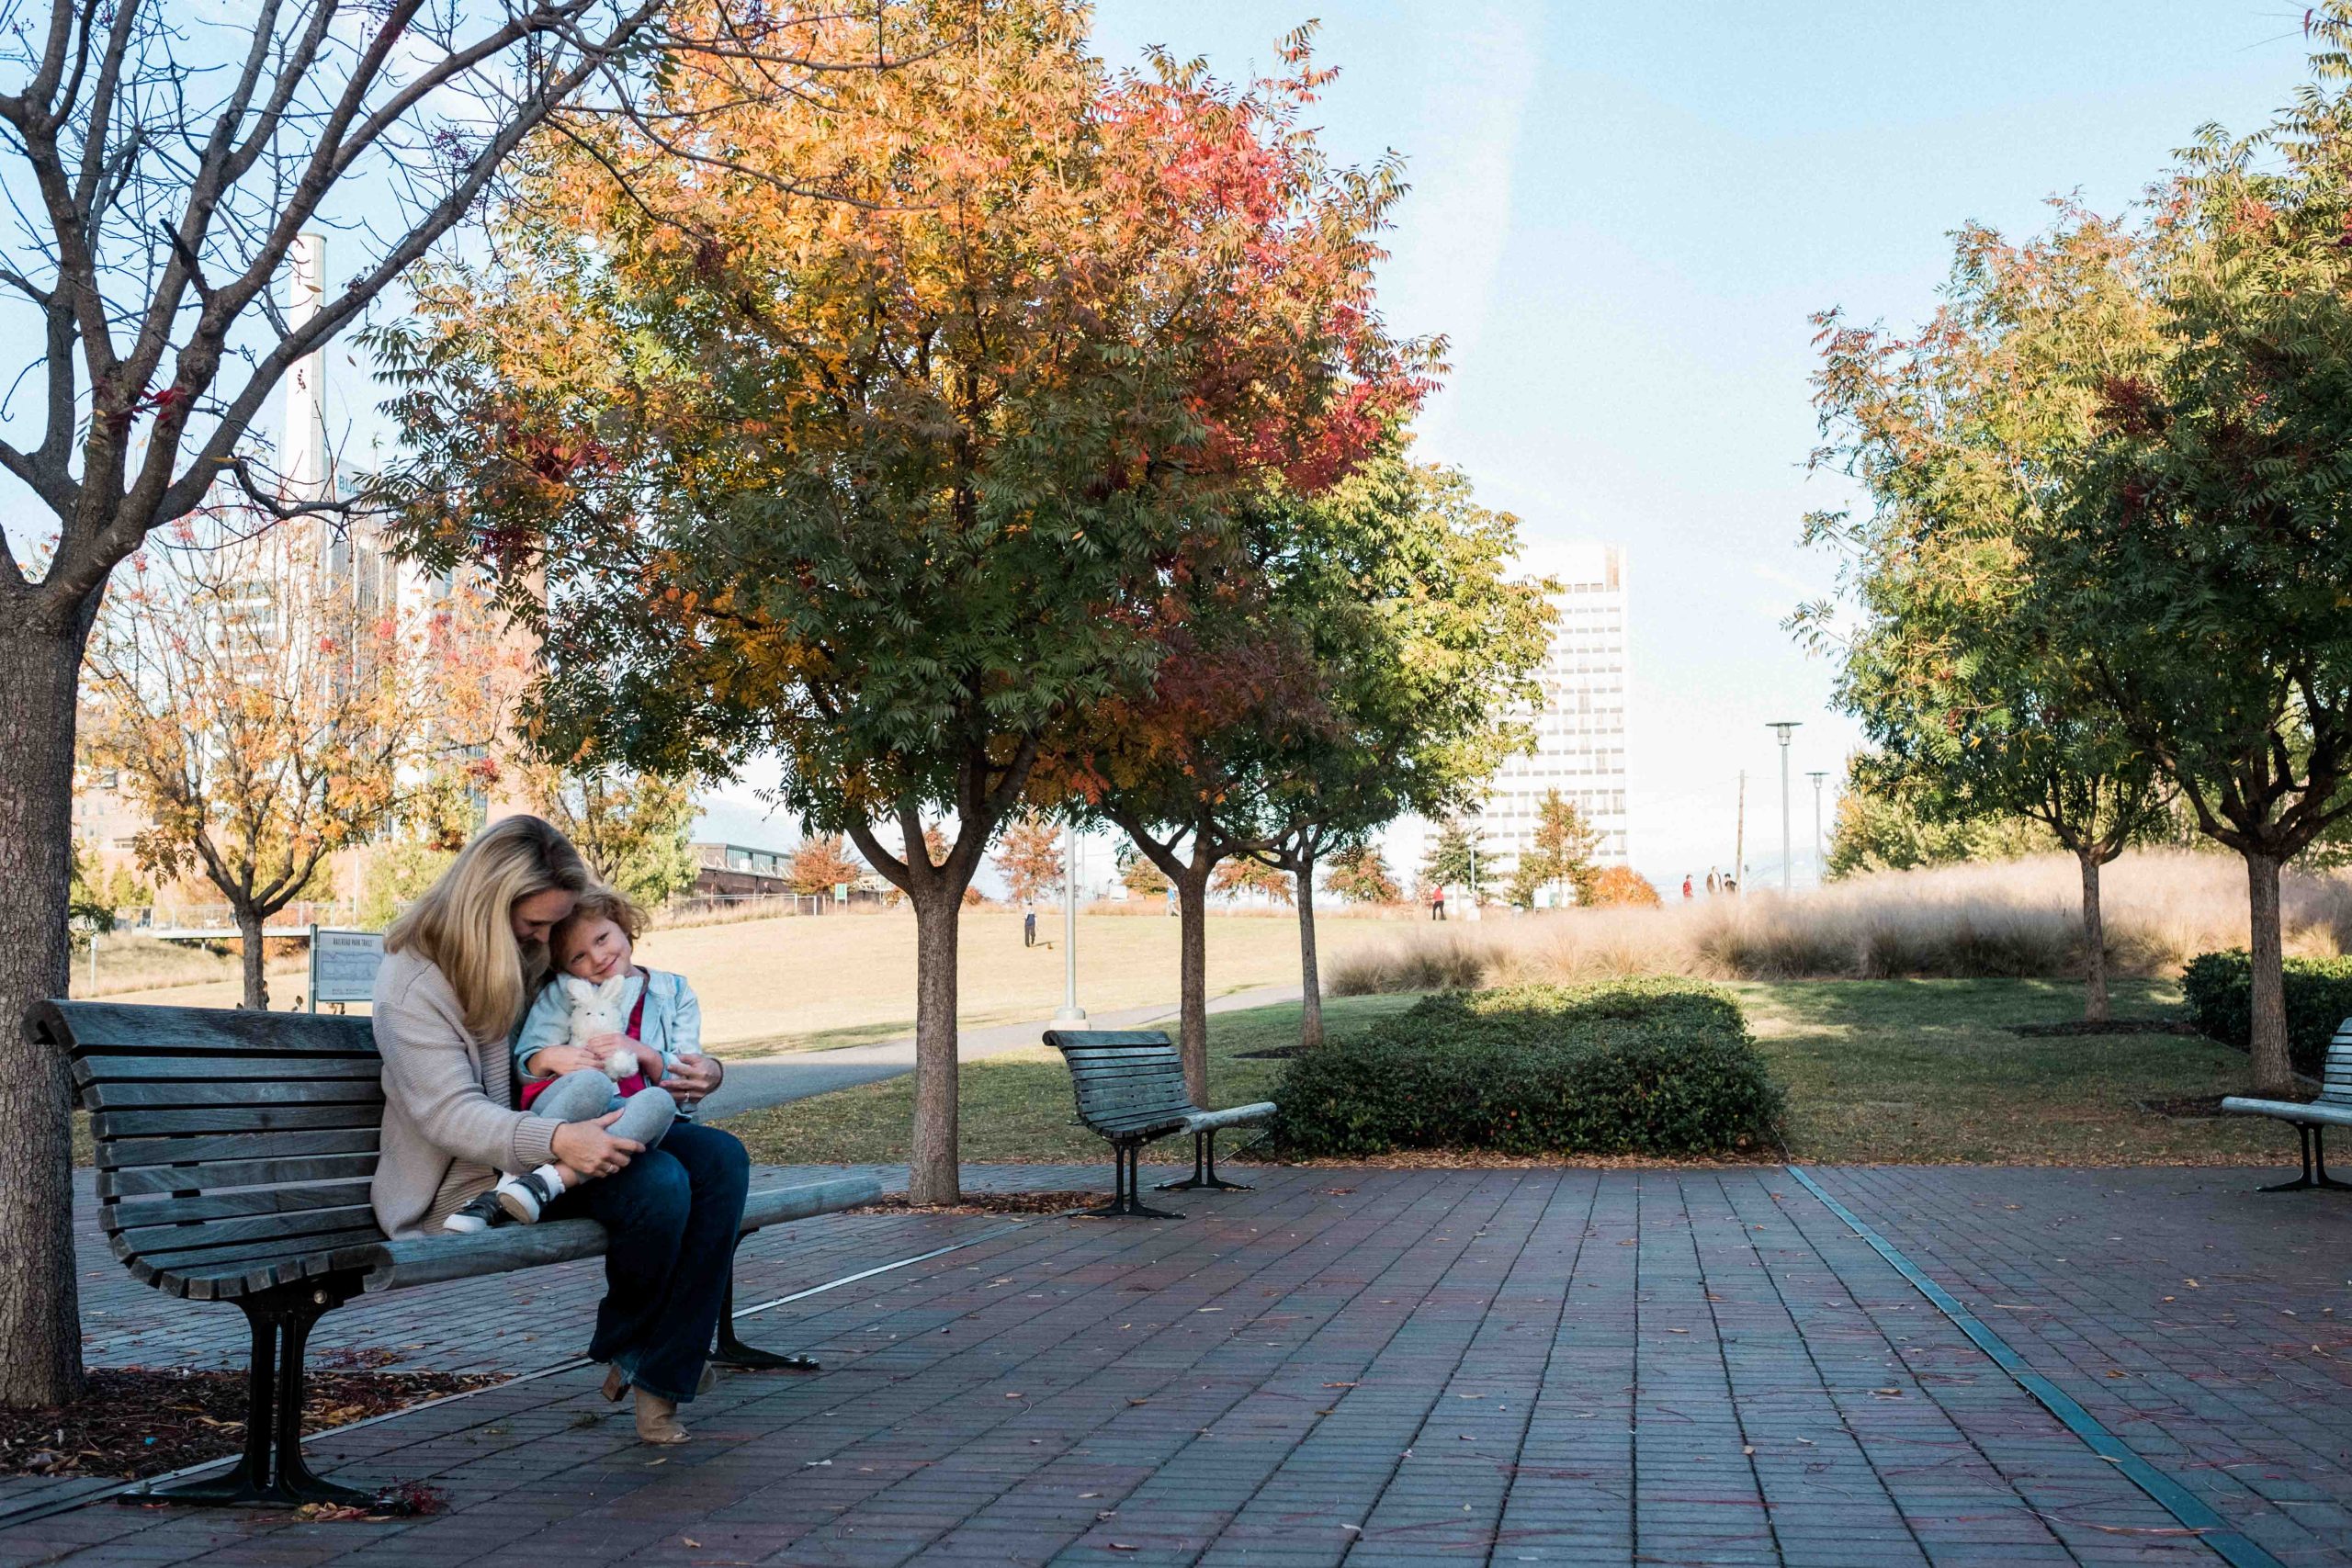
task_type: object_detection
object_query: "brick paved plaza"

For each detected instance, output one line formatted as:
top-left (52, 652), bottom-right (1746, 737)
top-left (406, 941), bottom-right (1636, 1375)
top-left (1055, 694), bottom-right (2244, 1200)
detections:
top-left (2, 1162), bottom-right (2347, 1568)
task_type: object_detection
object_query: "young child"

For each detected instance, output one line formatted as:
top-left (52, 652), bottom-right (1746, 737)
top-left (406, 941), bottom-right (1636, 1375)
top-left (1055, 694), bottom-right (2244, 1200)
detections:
top-left (443, 887), bottom-right (706, 1232)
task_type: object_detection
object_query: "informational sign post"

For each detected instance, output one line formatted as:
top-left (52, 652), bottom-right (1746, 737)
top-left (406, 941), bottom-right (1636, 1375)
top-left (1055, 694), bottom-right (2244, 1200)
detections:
top-left (308, 926), bottom-right (386, 1012)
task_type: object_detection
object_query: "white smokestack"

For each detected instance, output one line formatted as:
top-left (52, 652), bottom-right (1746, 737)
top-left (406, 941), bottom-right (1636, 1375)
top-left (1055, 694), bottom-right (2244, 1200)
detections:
top-left (283, 232), bottom-right (328, 503)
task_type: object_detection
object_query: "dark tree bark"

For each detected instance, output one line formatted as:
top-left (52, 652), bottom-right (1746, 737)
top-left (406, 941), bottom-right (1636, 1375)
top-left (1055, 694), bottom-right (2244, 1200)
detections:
top-left (2076, 848), bottom-right (2109, 1024)
top-left (2246, 851), bottom-right (2289, 1094)
top-left (234, 908), bottom-right (269, 1011)
top-left (1108, 807), bottom-right (1233, 1104)
top-left (844, 744), bottom-right (1033, 1209)
top-left (1292, 840), bottom-right (1323, 1049)
top-left (0, 611), bottom-right (94, 1407)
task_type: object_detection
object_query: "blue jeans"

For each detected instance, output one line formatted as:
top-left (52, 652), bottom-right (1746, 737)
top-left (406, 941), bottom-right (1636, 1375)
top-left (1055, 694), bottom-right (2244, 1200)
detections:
top-left (542, 1122), bottom-right (749, 1401)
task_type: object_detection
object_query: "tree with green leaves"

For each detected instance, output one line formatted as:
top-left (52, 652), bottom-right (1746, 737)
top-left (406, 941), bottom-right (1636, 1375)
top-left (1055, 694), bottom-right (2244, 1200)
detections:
top-left (1801, 215), bottom-right (2174, 1019)
top-left (1420, 819), bottom-right (1485, 900)
top-left (1507, 791), bottom-right (1603, 909)
top-left (1795, 13), bottom-right (2352, 1077)
top-left (522, 760), bottom-right (700, 909)
top-left (1821, 761), bottom-right (2051, 881)
top-left (1244, 460), bottom-right (1549, 1043)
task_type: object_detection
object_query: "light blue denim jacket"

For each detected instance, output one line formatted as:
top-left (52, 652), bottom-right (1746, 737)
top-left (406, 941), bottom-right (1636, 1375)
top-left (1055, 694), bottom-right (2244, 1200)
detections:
top-left (512, 968), bottom-right (704, 1113)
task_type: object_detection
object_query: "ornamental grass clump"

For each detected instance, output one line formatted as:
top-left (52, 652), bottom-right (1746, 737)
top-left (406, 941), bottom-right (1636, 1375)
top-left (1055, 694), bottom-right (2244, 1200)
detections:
top-left (1271, 979), bottom-right (1783, 1158)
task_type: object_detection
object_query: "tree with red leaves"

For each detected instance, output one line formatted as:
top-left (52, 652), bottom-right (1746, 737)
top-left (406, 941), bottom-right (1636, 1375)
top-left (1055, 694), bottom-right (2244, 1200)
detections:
top-left (381, 6), bottom-right (1425, 1202)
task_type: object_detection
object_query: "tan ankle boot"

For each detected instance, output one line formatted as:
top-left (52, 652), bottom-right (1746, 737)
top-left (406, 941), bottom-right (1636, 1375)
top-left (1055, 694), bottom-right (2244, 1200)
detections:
top-left (634, 1387), bottom-right (690, 1445)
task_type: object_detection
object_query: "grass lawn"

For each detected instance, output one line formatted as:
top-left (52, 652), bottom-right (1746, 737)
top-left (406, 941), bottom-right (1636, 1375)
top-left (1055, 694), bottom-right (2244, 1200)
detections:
top-left (723, 976), bottom-right (2296, 1168)
top-left (80, 909), bottom-right (1395, 1055)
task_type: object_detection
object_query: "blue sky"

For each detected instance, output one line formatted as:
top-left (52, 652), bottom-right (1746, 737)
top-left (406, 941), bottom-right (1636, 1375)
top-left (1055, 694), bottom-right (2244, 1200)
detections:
top-left (1065, 1), bottom-right (2320, 887)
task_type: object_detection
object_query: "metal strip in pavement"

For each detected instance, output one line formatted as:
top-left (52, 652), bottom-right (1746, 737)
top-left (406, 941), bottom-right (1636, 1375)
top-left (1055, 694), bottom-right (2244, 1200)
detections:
top-left (0, 1211), bottom-right (1062, 1532)
top-left (1783, 1164), bottom-right (2281, 1568)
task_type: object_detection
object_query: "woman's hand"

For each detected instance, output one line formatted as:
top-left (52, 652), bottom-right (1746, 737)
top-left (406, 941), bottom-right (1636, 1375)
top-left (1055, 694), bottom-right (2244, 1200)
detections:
top-left (550, 1111), bottom-right (644, 1179)
top-left (664, 1053), bottom-right (723, 1108)
top-left (525, 1044), bottom-right (606, 1078)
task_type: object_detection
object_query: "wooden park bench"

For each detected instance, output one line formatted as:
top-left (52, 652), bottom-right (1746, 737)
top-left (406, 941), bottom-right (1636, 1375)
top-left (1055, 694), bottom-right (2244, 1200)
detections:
top-left (2221, 1017), bottom-right (2352, 1191)
top-left (34, 1000), bottom-right (881, 1508)
top-left (1043, 1030), bottom-right (1274, 1219)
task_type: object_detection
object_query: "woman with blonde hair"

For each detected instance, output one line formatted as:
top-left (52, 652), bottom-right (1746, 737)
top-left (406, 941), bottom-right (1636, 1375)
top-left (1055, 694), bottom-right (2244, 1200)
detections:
top-left (370, 815), bottom-right (746, 1444)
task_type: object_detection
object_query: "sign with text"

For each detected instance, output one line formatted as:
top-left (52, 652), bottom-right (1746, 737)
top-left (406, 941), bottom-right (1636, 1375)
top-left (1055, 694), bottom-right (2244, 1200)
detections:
top-left (308, 927), bottom-right (385, 1010)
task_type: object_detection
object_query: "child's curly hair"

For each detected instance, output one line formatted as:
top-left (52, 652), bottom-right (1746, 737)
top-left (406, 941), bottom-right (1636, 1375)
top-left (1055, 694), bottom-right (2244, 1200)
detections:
top-left (553, 885), bottom-right (647, 953)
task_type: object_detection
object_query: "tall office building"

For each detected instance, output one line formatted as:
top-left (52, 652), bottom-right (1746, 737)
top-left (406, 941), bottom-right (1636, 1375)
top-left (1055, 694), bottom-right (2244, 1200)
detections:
top-left (1476, 542), bottom-right (1630, 895)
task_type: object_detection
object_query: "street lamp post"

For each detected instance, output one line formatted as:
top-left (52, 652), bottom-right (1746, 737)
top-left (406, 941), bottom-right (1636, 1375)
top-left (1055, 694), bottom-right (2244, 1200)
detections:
top-left (1806, 770), bottom-right (1828, 886)
top-left (1767, 722), bottom-right (1802, 895)
top-left (1464, 804), bottom-right (1482, 919)
top-left (1054, 823), bottom-right (1085, 1022)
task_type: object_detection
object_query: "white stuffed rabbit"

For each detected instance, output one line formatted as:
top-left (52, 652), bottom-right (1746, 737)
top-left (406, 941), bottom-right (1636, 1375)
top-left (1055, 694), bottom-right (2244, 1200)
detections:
top-left (558, 974), bottom-right (641, 1080)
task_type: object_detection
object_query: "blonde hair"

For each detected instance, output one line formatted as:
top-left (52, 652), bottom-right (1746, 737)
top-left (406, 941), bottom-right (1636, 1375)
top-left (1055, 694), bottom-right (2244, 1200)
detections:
top-left (386, 816), bottom-right (593, 1041)
top-left (552, 885), bottom-right (648, 962)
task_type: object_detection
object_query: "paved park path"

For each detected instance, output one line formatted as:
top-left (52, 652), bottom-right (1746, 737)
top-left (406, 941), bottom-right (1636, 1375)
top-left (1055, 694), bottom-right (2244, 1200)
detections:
top-left (9, 1162), bottom-right (2350, 1567)
top-left (695, 985), bottom-right (1302, 1122)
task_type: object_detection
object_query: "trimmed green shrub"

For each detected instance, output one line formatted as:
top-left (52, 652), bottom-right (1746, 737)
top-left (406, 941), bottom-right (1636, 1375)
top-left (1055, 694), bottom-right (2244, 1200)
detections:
top-left (1270, 978), bottom-right (1784, 1158)
top-left (2180, 951), bottom-right (2352, 1078)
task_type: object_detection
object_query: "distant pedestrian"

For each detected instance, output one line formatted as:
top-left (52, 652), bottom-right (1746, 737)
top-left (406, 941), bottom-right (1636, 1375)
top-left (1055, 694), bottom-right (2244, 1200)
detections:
top-left (1430, 886), bottom-right (1447, 921)
top-left (1023, 905), bottom-right (1036, 948)
top-left (1680, 874), bottom-right (1693, 901)
top-left (1705, 868), bottom-right (1719, 895)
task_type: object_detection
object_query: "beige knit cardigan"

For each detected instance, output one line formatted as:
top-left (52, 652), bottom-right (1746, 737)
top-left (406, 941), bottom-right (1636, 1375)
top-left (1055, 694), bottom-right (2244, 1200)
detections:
top-left (369, 947), bottom-right (562, 1239)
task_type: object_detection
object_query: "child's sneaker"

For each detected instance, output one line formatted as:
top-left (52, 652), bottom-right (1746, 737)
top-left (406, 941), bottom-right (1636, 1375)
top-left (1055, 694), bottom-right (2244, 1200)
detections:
top-left (495, 1165), bottom-right (568, 1224)
top-left (443, 1190), bottom-right (505, 1234)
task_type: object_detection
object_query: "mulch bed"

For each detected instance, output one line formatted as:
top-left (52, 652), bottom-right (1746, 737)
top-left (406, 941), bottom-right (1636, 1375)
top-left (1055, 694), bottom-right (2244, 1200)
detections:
top-left (2007, 1019), bottom-right (2203, 1038)
top-left (0, 1365), bottom-right (497, 1482)
top-left (1235, 1045), bottom-right (1307, 1060)
top-left (845, 1190), bottom-right (1104, 1217)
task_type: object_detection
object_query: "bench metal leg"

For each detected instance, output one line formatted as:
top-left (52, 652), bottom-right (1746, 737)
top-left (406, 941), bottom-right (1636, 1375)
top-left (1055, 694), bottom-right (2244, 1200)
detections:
top-left (2259, 1124), bottom-right (2352, 1192)
top-left (1084, 1142), bottom-right (1183, 1219)
top-left (1158, 1129), bottom-right (1253, 1192)
top-left (711, 1234), bottom-right (820, 1371)
top-left (126, 1273), bottom-right (374, 1509)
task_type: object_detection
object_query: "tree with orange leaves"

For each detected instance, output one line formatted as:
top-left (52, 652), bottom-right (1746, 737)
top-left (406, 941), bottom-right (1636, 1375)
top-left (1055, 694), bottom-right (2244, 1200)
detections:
top-left (80, 521), bottom-right (517, 1009)
top-left (379, 6), bottom-right (1422, 1202)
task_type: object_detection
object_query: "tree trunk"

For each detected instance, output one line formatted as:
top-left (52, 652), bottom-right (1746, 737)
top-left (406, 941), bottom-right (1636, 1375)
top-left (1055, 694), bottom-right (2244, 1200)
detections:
top-left (907, 891), bottom-right (963, 1206)
top-left (1295, 846), bottom-right (1323, 1049)
top-left (2245, 850), bottom-right (2292, 1095)
top-left (236, 908), bottom-right (270, 1010)
top-left (0, 616), bottom-right (92, 1406)
top-left (1175, 862), bottom-right (1212, 1103)
top-left (2076, 848), bottom-right (2109, 1023)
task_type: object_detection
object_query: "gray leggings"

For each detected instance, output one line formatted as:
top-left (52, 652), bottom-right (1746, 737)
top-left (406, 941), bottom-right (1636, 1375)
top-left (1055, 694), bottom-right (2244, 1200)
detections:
top-left (529, 1068), bottom-right (677, 1152)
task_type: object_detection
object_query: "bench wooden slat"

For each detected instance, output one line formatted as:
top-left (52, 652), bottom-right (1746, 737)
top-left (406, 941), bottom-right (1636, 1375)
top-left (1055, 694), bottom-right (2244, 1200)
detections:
top-left (111, 1204), bottom-right (382, 1257)
top-left (132, 1226), bottom-right (389, 1272)
top-left (97, 1128), bottom-right (380, 1170)
top-left (95, 1104), bottom-right (389, 1138)
top-left (98, 1182), bottom-right (378, 1234)
top-left (98, 1152), bottom-right (380, 1198)
top-left (83, 1079), bottom-right (385, 1111)
top-left (74, 1055), bottom-right (383, 1086)
top-left (30, 1001), bottom-right (377, 1056)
